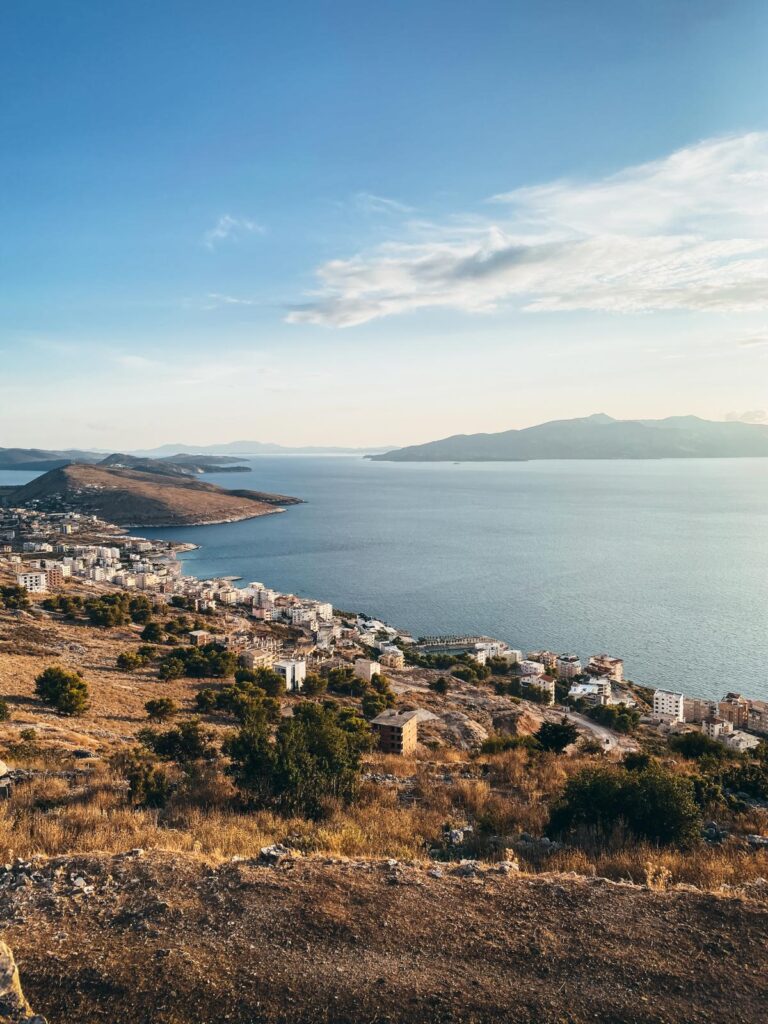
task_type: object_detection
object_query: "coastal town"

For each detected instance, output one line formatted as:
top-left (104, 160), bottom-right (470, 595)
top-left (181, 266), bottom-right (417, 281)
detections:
top-left (2, 502), bottom-right (766, 756)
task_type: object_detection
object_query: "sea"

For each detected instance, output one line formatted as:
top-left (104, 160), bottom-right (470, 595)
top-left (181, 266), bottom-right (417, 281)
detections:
top-left (8, 458), bottom-right (768, 700)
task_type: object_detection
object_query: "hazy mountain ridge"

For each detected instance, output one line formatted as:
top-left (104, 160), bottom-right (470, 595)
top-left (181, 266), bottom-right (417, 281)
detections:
top-left (368, 414), bottom-right (768, 462)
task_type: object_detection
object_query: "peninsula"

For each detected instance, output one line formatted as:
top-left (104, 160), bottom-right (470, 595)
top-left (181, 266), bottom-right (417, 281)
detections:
top-left (369, 413), bottom-right (768, 462)
top-left (1, 463), bottom-right (302, 527)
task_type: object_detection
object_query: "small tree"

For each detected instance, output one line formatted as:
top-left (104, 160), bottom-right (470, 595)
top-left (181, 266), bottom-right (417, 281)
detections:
top-left (140, 717), bottom-right (216, 764)
top-left (35, 666), bottom-right (89, 716)
top-left (117, 751), bottom-right (171, 808)
top-left (537, 719), bottom-right (578, 754)
top-left (116, 651), bottom-right (143, 672)
top-left (141, 621), bottom-right (165, 644)
top-left (145, 698), bottom-right (178, 723)
top-left (429, 676), bottom-right (449, 695)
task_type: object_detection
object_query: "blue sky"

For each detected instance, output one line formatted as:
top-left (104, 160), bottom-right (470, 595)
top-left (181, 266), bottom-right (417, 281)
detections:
top-left (2, 1), bottom-right (767, 448)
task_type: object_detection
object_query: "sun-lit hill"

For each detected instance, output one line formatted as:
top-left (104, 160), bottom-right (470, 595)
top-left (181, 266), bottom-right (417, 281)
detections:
top-left (4, 463), bottom-right (301, 526)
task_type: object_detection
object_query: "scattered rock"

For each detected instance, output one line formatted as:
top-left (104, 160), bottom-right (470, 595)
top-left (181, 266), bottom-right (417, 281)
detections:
top-left (259, 844), bottom-right (298, 866)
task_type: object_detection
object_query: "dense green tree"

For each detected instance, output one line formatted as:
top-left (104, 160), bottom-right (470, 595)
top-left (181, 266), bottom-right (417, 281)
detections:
top-left (225, 702), bottom-right (373, 818)
top-left (548, 763), bottom-right (701, 848)
top-left (536, 719), bottom-right (579, 753)
top-left (35, 666), bottom-right (89, 716)
top-left (141, 621), bottom-right (165, 644)
top-left (669, 731), bottom-right (727, 760)
top-left (140, 718), bottom-right (216, 764)
top-left (0, 585), bottom-right (30, 610)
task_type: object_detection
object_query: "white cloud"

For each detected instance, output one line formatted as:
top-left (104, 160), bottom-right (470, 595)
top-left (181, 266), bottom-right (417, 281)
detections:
top-left (726, 409), bottom-right (768, 423)
top-left (353, 192), bottom-right (415, 215)
top-left (287, 133), bottom-right (768, 327)
top-left (204, 214), bottom-right (264, 249)
top-left (203, 292), bottom-right (257, 309)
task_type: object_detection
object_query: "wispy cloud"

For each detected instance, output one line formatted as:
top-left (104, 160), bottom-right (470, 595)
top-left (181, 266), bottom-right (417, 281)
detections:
top-left (203, 214), bottom-right (264, 249)
top-left (287, 133), bottom-right (768, 327)
top-left (726, 409), bottom-right (768, 423)
top-left (736, 332), bottom-right (768, 348)
top-left (202, 292), bottom-right (258, 310)
top-left (353, 192), bottom-right (415, 215)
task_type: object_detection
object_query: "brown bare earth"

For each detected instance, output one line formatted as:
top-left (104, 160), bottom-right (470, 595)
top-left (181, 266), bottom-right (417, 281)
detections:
top-left (4, 464), bottom-right (301, 526)
top-left (5, 852), bottom-right (768, 1024)
top-left (1, 605), bottom-right (767, 1022)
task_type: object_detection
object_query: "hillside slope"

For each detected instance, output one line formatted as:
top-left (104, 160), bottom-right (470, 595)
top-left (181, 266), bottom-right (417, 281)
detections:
top-left (370, 414), bottom-right (768, 462)
top-left (8, 851), bottom-right (768, 1024)
top-left (4, 464), bottom-right (301, 526)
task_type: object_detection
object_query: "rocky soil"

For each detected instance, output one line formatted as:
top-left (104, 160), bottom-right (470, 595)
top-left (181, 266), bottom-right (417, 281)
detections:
top-left (0, 850), bottom-right (766, 1024)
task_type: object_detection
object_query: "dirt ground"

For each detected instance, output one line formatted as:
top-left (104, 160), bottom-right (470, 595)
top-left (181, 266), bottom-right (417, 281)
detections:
top-left (4, 851), bottom-right (767, 1024)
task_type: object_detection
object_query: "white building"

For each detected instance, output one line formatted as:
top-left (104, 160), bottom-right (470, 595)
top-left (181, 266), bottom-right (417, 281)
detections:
top-left (16, 571), bottom-right (47, 593)
top-left (568, 679), bottom-right (611, 706)
top-left (556, 654), bottom-right (582, 680)
top-left (723, 730), bottom-right (761, 753)
top-left (274, 659), bottom-right (307, 693)
top-left (653, 689), bottom-right (685, 722)
top-left (701, 718), bottom-right (733, 740)
top-left (516, 659), bottom-right (545, 678)
top-left (354, 658), bottom-right (381, 683)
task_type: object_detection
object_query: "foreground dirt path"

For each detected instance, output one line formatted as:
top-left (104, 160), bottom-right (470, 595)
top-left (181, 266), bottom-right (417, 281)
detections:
top-left (3, 852), bottom-right (766, 1024)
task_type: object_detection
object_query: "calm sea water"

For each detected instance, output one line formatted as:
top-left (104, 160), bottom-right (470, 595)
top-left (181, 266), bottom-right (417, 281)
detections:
top-left (135, 456), bottom-right (768, 702)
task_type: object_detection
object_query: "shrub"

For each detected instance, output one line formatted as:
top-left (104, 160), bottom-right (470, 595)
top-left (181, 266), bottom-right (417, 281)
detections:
top-left (669, 731), bottom-right (727, 760)
top-left (119, 751), bottom-right (171, 808)
top-left (34, 666), bottom-right (89, 716)
top-left (116, 651), bottom-right (143, 672)
top-left (225, 701), bottom-right (374, 818)
top-left (548, 763), bottom-right (701, 849)
top-left (0, 585), bottom-right (30, 610)
top-left (585, 703), bottom-right (640, 734)
top-left (85, 593), bottom-right (153, 627)
top-left (157, 644), bottom-right (238, 681)
top-left (480, 732), bottom-right (540, 755)
top-left (302, 673), bottom-right (328, 697)
top-left (139, 718), bottom-right (216, 763)
top-left (429, 676), bottom-right (449, 694)
top-left (536, 720), bottom-right (579, 753)
top-left (141, 621), bottom-right (166, 643)
top-left (0, 698), bottom-right (11, 722)
top-left (145, 698), bottom-right (178, 722)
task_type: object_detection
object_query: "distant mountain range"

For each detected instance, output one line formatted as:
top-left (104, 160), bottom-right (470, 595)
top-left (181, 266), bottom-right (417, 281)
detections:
top-left (133, 441), bottom-right (389, 457)
top-left (0, 442), bottom-right (387, 470)
top-left (368, 414), bottom-right (768, 462)
top-left (0, 449), bottom-right (249, 475)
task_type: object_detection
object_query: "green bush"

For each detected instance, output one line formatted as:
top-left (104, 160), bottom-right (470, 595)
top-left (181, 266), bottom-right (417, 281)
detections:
top-left (225, 702), bottom-right (374, 818)
top-left (139, 718), bottom-right (216, 764)
top-left (145, 698), bottom-right (178, 722)
top-left (548, 763), bottom-right (701, 849)
top-left (536, 720), bottom-right (579, 753)
top-left (34, 666), bottom-right (89, 716)
top-left (669, 731), bottom-right (728, 760)
top-left (119, 752), bottom-right (171, 808)
top-left (0, 585), bottom-right (30, 610)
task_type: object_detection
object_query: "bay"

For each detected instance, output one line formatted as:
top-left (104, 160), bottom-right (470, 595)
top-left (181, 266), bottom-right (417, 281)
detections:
top-left (137, 456), bottom-right (768, 702)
